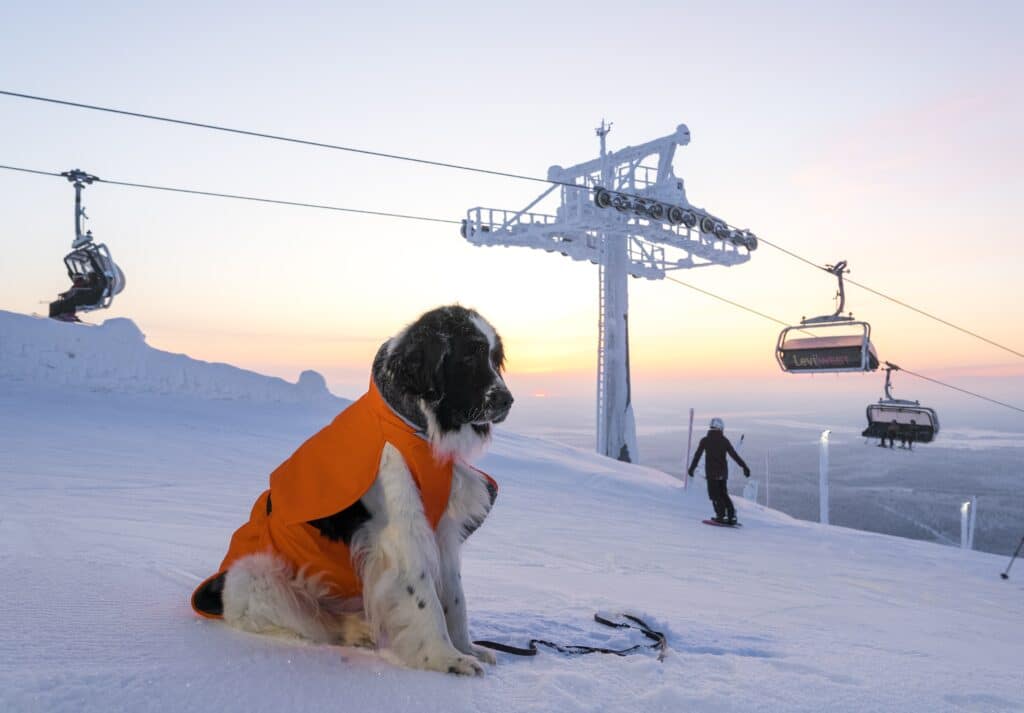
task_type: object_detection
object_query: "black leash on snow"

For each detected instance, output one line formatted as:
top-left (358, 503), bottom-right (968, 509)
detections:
top-left (473, 613), bottom-right (667, 662)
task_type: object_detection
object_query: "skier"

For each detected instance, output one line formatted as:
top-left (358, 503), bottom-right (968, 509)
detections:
top-left (49, 270), bottom-right (105, 321)
top-left (688, 417), bottom-right (750, 525)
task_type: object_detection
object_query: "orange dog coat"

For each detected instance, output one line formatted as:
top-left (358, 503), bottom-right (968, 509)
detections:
top-left (192, 379), bottom-right (495, 618)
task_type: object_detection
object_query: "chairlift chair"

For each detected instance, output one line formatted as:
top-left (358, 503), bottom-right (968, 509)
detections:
top-left (861, 363), bottom-right (939, 443)
top-left (51, 169), bottom-right (126, 315)
top-left (63, 242), bottom-right (126, 311)
top-left (776, 260), bottom-right (879, 373)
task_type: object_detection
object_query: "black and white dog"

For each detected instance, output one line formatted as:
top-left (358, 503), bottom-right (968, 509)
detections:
top-left (211, 305), bottom-right (512, 675)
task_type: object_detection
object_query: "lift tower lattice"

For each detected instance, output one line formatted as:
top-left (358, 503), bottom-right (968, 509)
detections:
top-left (463, 122), bottom-right (756, 462)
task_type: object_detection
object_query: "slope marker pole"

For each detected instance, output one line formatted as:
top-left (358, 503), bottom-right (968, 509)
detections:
top-left (684, 407), bottom-right (695, 491)
top-left (1001, 535), bottom-right (1024, 579)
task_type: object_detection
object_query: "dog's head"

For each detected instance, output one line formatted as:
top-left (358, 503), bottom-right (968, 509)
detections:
top-left (376, 305), bottom-right (513, 460)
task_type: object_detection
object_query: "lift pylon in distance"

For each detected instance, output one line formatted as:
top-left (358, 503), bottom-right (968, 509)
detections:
top-left (462, 122), bottom-right (756, 462)
top-left (862, 362), bottom-right (940, 444)
top-left (776, 260), bottom-right (879, 373)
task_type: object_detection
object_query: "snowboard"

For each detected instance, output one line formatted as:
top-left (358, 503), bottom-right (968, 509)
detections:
top-left (702, 519), bottom-right (742, 528)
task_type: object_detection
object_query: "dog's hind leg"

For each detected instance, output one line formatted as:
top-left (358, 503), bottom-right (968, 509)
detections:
top-left (352, 443), bottom-right (484, 675)
top-left (222, 552), bottom-right (371, 646)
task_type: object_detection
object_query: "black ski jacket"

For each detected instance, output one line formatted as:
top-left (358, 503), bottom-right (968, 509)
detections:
top-left (688, 430), bottom-right (748, 481)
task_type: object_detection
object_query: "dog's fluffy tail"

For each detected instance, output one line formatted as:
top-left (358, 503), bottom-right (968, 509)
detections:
top-left (222, 552), bottom-right (371, 646)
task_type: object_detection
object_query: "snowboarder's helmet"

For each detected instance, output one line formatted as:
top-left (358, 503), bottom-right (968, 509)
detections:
top-left (710, 417), bottom-right (724, 430)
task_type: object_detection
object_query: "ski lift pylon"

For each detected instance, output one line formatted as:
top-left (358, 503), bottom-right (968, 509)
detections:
top-left (775, 260), bottom-right (879, 373)
top-left (861, 362), bottom-right (940, 443)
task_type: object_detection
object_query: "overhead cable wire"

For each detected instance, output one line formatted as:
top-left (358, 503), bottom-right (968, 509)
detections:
top-left (894, 366), bottom-right (1024, 415)
top-left (2, 160), bottom-right (1021, 414)
top-left (665, 275), bottom-right (794, 329)
top-left (0, 90), bottom-right (559, 188)
top-left (2, 88), bottom-right (1019, 360)
top-left (0, 164), bottom-right (62, 179)
top-left (0, 163), bottom-right (460, 226)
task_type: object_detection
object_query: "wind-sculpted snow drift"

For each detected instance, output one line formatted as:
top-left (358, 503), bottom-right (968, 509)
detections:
top-left (0, 310), bottom-right (337, 403)
top-left (0, 309), bottom-right (1022, 713)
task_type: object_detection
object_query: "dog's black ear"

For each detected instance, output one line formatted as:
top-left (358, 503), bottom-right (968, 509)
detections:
top-left (390, 326), bottom-right (448, 402)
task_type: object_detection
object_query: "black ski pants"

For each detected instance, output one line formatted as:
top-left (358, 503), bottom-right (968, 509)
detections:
top-left (706, 479), bottom-right (735, 520)
top-left (49, 285), bottom-right (104, 319)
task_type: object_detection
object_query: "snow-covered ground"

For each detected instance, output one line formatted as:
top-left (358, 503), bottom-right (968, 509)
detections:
top-left (2, 311), bottom-right (1022, 713)
top-left (519, 414), bottom-right (1024, 556)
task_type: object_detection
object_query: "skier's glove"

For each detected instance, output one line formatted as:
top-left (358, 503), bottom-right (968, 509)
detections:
top-left (743, 466), bottom-right (751, 478)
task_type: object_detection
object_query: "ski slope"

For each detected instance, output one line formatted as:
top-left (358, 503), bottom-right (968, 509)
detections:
top-left (1, 311), bottom-right (1021, 713)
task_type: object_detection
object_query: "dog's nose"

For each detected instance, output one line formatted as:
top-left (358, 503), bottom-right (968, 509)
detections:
top-left (492, 389), bottom-right (514, 413)
top-left (488, 388), bottom-right (513, 423)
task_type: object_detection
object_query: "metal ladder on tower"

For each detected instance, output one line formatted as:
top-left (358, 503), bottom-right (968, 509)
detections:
top-left (596, 259), bottom-right (607, 453)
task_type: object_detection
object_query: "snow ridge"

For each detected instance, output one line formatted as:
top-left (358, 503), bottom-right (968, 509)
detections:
top-left (0, 310), bottom-right (338, 403)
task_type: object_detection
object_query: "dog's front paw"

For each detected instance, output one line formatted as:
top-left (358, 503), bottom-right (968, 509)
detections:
top-left (441, 652), bottom-right (485, 676)
top-left (412, 647), bottom-right (484, 676)
top-left (469, 643), bottom-right (497, 665)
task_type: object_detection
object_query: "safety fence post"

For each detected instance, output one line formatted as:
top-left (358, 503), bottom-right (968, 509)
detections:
top-left (683, 407), bottom-right (694, 491)
top-left (961, 497), bottom-right (977, 550)
top-left (819, 430), bottom-right (831, 525)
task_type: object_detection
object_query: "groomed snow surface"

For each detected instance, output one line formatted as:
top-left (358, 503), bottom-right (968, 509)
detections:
top-left (1, 312), bottom-right (1021, 713)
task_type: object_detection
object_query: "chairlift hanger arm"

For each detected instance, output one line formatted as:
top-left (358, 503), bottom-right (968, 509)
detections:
top-left (882, 363), bottom-right (896, 401)
top-left (798, 260), bottom-right (853, 324)
top-left (61, 168), bottom-right (100, 249)
top-left (824, 260), bottom-right (849, 318)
